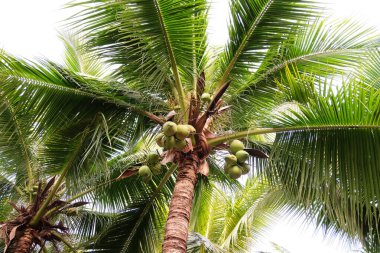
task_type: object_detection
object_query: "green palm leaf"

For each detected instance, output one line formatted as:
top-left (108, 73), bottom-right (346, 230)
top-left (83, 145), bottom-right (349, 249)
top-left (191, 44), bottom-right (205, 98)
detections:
top-left (215, 0), bottom-right (320, 87)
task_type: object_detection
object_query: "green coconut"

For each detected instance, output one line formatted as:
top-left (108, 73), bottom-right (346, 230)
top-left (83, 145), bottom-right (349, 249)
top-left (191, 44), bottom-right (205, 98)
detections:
top-left (236, 150), bottom-right (249, 163)
top-left (175, 125), bottom-right (190, 140)
top-left (175, 139), bottom-right (187, 150)
top-left (229, 165), bottom-right (242, 179)
top-left (230, 140), bottom-right (245, 154)
top-left (163, 122), bottom-right (177, 136)
top-left (155, 133), bottom-right (165, 147)
top-left (151, 163), bottom-right (162, 175)
top-left (138, 165), bottom-right (152, 178)
top-left (142, 174), bottom-right (153, 183)
top-left (187, 125), bottom-right (196, 134)
top-left (201, 93), bottom-right (211, 102)
top-left (147, 153), bottom-right (160, 165)
top-left (164, 135), bottom-right (176, 149)
top-left (224, 163), bottom-right (232, 174)
top-left (225, 154), bottom-right (237, 166)
top-left (240, 163), bottom-right (250, 175)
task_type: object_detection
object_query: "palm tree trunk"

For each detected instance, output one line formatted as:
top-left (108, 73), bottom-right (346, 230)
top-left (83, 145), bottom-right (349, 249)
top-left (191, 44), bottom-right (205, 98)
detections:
top-left (8, 228), bottom-right (33, 253)
top-left (162, 153), bottom-right (200, 253)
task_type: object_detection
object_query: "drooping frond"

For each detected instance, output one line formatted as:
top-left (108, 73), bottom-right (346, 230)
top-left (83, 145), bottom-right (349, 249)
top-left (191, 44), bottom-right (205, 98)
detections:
top-left (190, 179), bottom-right (284, 253)
top-left (0, 51), bottom-right (166, 150)
top-left (257, 72), bottom-right (380, 247)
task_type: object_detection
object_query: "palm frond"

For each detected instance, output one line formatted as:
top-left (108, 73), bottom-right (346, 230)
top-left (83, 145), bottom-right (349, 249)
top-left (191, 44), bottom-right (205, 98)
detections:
top-left (244, 19), bottom-right (380, 91)
top-left (353, 49), bottom-right (380, 89)
top-left (214, 0), bottom-right (320, 87)
top-left (69, 0), bottom-right (208, 95)
top-left (225, 19), bottom-right (380, 131)
top-left (60, 32), bottom-right (110, 77)
top-left (190, 178), bottom-right (284, 253)
top-left (0, 81), bottom-right (34, 186)
top-left (258, 73), bottom-right (380, 247)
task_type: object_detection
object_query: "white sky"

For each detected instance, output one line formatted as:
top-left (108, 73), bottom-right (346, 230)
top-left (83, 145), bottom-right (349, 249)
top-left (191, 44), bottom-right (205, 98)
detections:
top-left (1, 0), bottom-right (380, 252)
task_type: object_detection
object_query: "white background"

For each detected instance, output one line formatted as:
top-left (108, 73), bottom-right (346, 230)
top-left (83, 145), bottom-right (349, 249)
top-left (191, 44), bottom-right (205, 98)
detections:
top-left (1, 0), bottom-right (380, 252)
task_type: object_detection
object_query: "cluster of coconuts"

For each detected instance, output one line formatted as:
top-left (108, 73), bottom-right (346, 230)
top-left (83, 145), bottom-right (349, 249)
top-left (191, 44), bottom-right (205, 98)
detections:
top-left (138, 153), bottom-right (162, 182)
top-left (155, 122), bottom-right (196, 150)
top-left (224, 140), bottom-right (250, 179)
top-left (24, 185), bottom-right (40, 196)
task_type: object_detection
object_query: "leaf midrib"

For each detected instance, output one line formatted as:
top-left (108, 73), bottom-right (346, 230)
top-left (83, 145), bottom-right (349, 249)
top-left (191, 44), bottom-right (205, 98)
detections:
top-left (218, 0), bottom-right (275, 87)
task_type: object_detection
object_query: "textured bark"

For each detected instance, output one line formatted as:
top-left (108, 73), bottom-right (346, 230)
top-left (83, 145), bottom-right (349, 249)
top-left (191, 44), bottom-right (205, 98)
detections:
top-left (163, 153), bottom-right (200, 253)
top-left (8, 228), bottom-right (33, 253)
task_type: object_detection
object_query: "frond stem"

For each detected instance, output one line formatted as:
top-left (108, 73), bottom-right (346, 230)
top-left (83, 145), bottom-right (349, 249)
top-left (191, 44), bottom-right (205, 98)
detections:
top-left (2, 96), bottom-right (34, 189)
top-left (51, 231), bottom-right (78, 253)
top-left (6, 75), bottom-right (165, 125)
top-left (217, 0), bottom-right (274, 88)
top-left (153, 0), bottom-right (187, 119)
top-left (208, 125), bottom-right (380, 146)
top-left (30, 128), bottom-right (90, 226)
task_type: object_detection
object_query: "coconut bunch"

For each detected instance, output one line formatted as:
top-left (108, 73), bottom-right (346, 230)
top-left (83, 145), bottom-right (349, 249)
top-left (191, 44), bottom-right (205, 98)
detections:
top-left (155, 122), bottom-right (195, 151)
top-left (224, 140), bottom-right (250, 179)
top-left (138, 152), bottom-right (162, 182)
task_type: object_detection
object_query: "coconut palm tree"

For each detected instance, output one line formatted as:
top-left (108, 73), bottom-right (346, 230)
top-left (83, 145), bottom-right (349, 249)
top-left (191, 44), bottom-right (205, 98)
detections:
top-left (1, 0), bottom-right (380, 252)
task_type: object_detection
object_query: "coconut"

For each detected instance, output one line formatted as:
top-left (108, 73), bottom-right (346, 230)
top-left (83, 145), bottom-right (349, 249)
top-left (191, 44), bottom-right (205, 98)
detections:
top-left (155, 133), bottom-right (165, 147)
top-left (175, 139), bottom-right (187, 150)
top-left (224, 163), bottom-right (232, 174)
top-left (230, 140), bottom-right (245, 154)
top-left (142, 174), bottom-right (152, 183)
top-left (187, 125), bottom-right (196, 134)
top-left (163, 122), bottom-right (177, 136)
top-left (175, 125), bottom-right (190, 140)
top-left (201, 93), bottom-right (211, 102)
top-left (240, 163), bottom-right (250, 175)
top-left (151, 163), bottom-right (162, 175)
top-left (164, 136), bottom-right (176, 149)
top-left (138, 165), bottom-right (152, 177)
top-left (229, 165), bottom-right (242, 179)
top-left (225, 154), bottom-right (237, 166)
top-left (236, 150), bottom-right (249, 163)
top-left (147, 153), bottom-right (160, 165)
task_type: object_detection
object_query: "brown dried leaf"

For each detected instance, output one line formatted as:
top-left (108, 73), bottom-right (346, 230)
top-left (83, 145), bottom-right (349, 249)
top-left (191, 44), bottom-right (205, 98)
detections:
top-left (197, 72), bottom-right (206, 98)
top-left (165, 110), bottom-right (176, 121)
top-left (161, 150), bottom-right (176, 165)
top-left (9, 225), bottom-right (20, 242)
top-left (198, 160), bottom-right (209, 176)
top-left (203, 128), bottom-right (217, 139)
top-left (217, 105), bottom-right (232, 114)
top-left (182, 139), bottom-right (194, 153)
top-left (207, 81), bottom-right (230, 116)
top-left (116, 169), bottom-right (138, 181)
top-left (244, 148), bottom-right (269, 158)
top-left (41, 176), bottom-right (56, 199)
